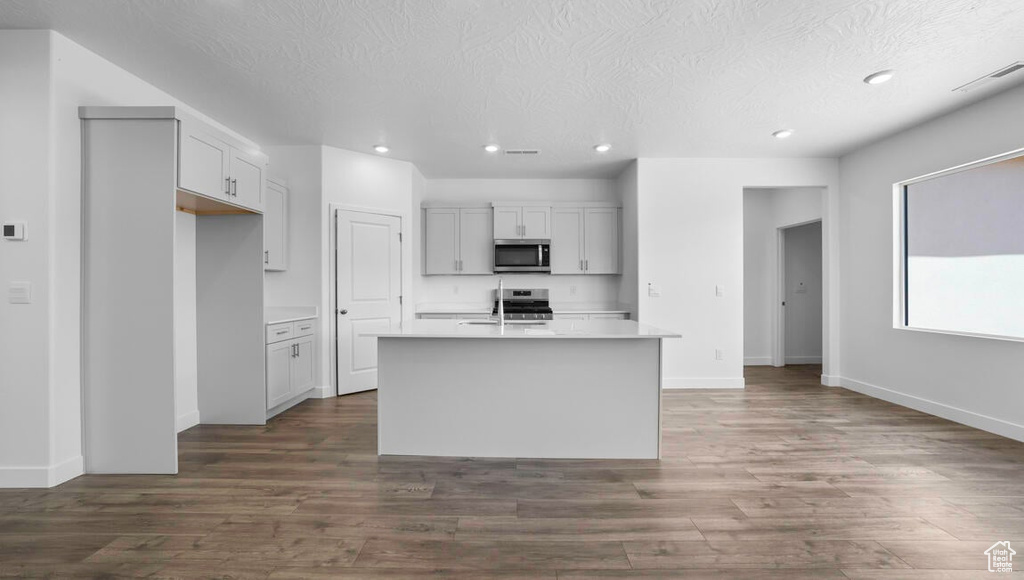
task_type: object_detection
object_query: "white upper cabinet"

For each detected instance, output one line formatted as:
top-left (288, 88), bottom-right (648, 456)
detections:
top-left (551, 207), bottom-right (585, 274)
top-left (493, 206), bottom-right (522, 239)
top-left (550, 205), bottom-right (621, 275)
top-left (178, 119), bottom-right (266, 212)
top-left (584, 207), bottom-right (620, 274)
top-left (425, 207), bottom-right (493, 275)
top-left (230, 148), bottom-right (265, 210)
top-left (264, 179), bottom-right (287, 271)
top-left (179, 122), bottom-right (230, 199)
top-left (522, 206), bottom-right (551, 238)
top-left (458, 208), bottom-right (494, 274)
top-left (492, 204), bottom-right (550, 239)
top-left (425, 208), bottom-right (459, 275)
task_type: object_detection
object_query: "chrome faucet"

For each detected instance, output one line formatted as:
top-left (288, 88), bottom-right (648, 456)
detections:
top-left (496, 278), bottom-right (505, 329)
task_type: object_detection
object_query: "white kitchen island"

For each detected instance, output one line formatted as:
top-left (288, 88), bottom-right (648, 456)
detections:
top-left (365, 319), bottom-right (680, 459)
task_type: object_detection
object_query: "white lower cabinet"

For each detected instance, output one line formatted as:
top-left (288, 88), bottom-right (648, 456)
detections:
top-left (266, 341), bottom-right (294, 409)
top-left (266, 317), bottom-right (317, 410)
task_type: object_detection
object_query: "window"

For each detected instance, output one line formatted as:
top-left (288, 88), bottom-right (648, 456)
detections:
top-left (896, 149), bottom-right (1024, 341)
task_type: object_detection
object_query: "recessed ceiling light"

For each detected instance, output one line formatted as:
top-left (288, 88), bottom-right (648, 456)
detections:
top-left (863, 70), bottom-right (895, 85)
top-left (594, 144), bottom-right (612, 153)
top-left (483, 144), bottom-right (500, 153)
top-left (772, 129), bottom-right (794, 139)
top-left (373, 145), bottom-right (390, 154)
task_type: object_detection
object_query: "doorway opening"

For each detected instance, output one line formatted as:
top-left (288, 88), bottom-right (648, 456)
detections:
top-left (777, 220), bottom-right (823, 367)
top-left (742, 187), bottom-right (826, 378)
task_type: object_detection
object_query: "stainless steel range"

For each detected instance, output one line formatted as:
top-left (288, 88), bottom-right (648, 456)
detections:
top-left (492, 288), bottom-right (553, 321)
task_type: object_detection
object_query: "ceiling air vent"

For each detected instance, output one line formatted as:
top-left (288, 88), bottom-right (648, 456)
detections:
top-left (953, 62), bottom-right (1024, 93)
top-left (504, 149), bottom-right (541, 156)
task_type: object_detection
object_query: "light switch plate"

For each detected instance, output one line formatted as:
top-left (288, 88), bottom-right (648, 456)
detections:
top-left (8, 281), bottom-right (31, 304)
top-left (2, 222), bottom-right (27, 241)
top-left (648, 283), bottom-right (661, 298)
top-left (715, 285), bottom-right (725, 297)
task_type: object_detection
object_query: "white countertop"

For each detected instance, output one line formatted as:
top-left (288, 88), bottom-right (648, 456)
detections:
top-left (363, 318), bottom-right (680, 339)
top-left (265, 306), bottom-right (318, 325)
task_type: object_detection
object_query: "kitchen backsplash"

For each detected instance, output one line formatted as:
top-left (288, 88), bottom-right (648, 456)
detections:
top-left (416, 273), bottom-right (620, 307)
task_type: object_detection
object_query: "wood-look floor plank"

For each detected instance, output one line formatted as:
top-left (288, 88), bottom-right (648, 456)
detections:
top-left (455, 516), bottom-right (705, 542)
top-left (517, 498), bottom-right (746, 519)
top-left (352, 539), bottom-right (632, 570)
top-left (622, 539), bottom-right (910, 569)
top-left (634, 480), bottom-right (848, 499)
top-left (877, 539), bottom-right (1024, 570)
top-left (691, 517), bottom-right (958, 541)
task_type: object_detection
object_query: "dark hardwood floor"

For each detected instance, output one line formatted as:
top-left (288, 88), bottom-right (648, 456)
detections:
top-left (3, 365), bottom-right (1024, 578)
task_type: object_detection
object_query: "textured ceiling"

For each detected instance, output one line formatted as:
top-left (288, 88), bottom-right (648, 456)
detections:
top-left (3, 0), bottom-right (1024, 177)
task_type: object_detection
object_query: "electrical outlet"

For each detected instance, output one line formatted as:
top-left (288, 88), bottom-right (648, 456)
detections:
top-left (715, 349), bottom-right (723, 361)
top-left (715, 285), bottom-right (725, 297)
top-left (569, 285), bottom-right (577, 296)
top-left (648, 283), bottom-right (661, 298)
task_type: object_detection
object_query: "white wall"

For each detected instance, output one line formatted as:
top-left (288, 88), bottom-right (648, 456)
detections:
top-left (0, 30), bottom-right (258, 487)
top-left (742, 187), bottom-right (823, 365)
top-left (636, 159), bottom-right (839, 388)
top-left (839, 81), bottom-right (1024, 440)
top-left (0, 31), bottom-right (53, 487)
top-left (416, 178), bottom-right (624, 308)
top-left (173, 212), bottom-right (200, 432)
top-left (784, 221), bottom-right (823, 364)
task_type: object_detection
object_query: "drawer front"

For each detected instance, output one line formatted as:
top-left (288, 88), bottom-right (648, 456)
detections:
top-left (418, 314), bottom-right (458, 319)
top-left (266, 322), bottom-right (294, 344)
top-left (293, 318), bottom-right (316, 338)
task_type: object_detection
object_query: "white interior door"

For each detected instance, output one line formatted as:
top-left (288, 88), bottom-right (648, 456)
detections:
top-left (336, 210), bottom-right (402, 395)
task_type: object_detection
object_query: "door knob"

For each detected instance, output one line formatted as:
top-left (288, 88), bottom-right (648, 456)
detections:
top-left (339, 309), bottom-right (349, 315)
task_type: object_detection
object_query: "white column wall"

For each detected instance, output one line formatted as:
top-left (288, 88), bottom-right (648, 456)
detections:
top-left (0, 31), bottom-right (54, 486)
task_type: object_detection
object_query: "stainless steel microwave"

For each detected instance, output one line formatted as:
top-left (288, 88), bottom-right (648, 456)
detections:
top-left (494, 239), bottom-right (550, 273)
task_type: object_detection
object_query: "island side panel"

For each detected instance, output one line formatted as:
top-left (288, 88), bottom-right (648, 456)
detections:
top-left (377, 337), bottom-right (661, 459)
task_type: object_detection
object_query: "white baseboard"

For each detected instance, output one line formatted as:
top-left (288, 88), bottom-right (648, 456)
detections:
top-left (176, 410), bottom-right (201, 433)
top-left (841, 376), bottom-right (1024, 443)
top-left (0, 455), bottom-right (83, 488)
top-left (821, 374), bottom-right (842, 387)
top-left (744, 357), bottom-right (772, 366)
top-left (311, 384), bottom-right (335, 398)
top-left (664, 377), bottom-right (745, 389)
top-left (785, 356), bottom-right (823, 364)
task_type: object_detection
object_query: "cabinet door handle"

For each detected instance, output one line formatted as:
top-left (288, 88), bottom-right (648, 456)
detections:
top-left (579, 259), bottom-right (583, 271)
top-left (585, 259), bottom-right (589, 272)
top-left (225, 177), bottom-right (231, 195)
top-left (265, 250), bottom-right (269, 264)
top-left (459, 259), bottom-right (463, 271)
top-left (231, 179), bottom-right (238, 196)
